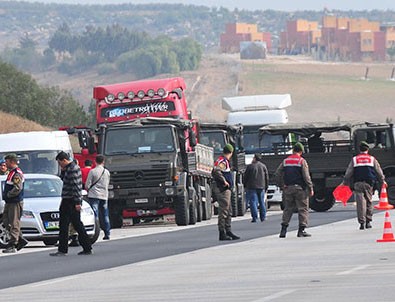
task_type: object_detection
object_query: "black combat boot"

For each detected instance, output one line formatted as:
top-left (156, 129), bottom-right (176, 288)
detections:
top-left (226, 231), bottom-right (240, 240)
top-left (359, 223), bottom-right (365, 230)
top-left (219, 230), bottom-right (232, 241)
top-left (279, 224), bottom-right (287, 238)
top-left (365, 222), bottom-right (372, 229)
top-left (297, 226), bottom-right (311, 237)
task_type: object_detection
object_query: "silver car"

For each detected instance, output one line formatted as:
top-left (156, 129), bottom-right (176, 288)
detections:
top-left (0, 174), bottom-right (99, 246)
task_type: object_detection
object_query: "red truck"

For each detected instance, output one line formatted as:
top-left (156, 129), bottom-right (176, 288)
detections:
top-left (70, 77), bottom-right (214, 227)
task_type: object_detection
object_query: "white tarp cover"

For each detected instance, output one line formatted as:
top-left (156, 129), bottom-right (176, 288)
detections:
top-left (222, 94), bottom-right (292, 112)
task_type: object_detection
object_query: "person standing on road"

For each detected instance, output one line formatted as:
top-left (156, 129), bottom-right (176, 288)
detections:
top-left (50, 151), bottom-right (93, 256)
top-left (275, 142), bottom-right (314, 238)
top-left (212, 143), bottom-right (240, 241)
top-left (2, 153), bottom-right (28, 253)
top-left (85, 154), bottom-right (111, 240)
top-left (81, 159), bottom-right (93, 187)
top-left (0, 159), bottom-right (9, 175)
top-left (343, 141), bottom-right (386, 230)
top-left (243, 153), bottom-right (269, 223)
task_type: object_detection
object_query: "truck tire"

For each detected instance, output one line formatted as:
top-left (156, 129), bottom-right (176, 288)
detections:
top-left (231, 190), bottom-right (238, 217)
top-left (175, 191), bottom-right (190, 226)
top-left (309, 190), bottom-right (335, 212)
top-left (386, 177), bottom-right (395, 205)
top-left (202, 182), bottom-right (212, 220)
top-left (237, 185), bottom-right (246, 216)
top-left (189, 189), bottom-right (198, 225)
top-left (196, 186), bottom-right (203, 223)
top-left (0, 216), bottom-right (9, 248)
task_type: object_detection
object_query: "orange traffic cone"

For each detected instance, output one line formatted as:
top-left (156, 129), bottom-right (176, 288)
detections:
top-left (374, 184), bottom-right (394, 210)
top-left (377, 211), bottom-right (395, 242)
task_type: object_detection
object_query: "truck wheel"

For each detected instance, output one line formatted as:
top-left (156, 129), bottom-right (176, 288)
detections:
top-left (0, 216), bottom-right (9, 248)
top-left (202, 183), bottom-right (212, 220)
top-left (189, 189), bottom-right (198, 225)
top-left (175, 191), bottom-right (190, 226)
top-left (237, 185), bottom-right (246, 216)
top-left (231, 191), bottom-right (238, 217)
top-left (196, 186), bottom-right (203, 223)
top-left (386, 177), bottom-right (395, 205)
top-left (310, 190), bottom-right (335, 212)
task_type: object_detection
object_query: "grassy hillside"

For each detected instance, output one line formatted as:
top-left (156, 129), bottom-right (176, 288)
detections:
top-left (0, 111), bottom-right (51, 133)
top-left (238, 56), bottom-right (395, 123)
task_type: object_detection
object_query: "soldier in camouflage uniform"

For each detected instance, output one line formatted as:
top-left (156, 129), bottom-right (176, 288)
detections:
top-left (275, 142), bottom-right (314, 238)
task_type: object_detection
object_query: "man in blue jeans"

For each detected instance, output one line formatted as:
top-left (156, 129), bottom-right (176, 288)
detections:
top-left (243, 153), bottom-right (269, 222)
top-left (85, 155), bottom-right (111, 240)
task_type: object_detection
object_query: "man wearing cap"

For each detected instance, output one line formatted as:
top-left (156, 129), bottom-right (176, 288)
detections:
top-left (0, 159), bottom-right (9, 175)
top-left (275, 142), bottom-right (314, 238)
top-left (243, 153), bottom-right (269, 222)
top-left (212, 143), bottom-right (240, 241)
top-left (343, 141), bottom-right (386, 230)
top-left (2, 153), bottom-right (28, 253)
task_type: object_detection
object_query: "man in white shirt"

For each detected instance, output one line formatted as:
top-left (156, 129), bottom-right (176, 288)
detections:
top-left (85, 154), bottom-right (111, 240)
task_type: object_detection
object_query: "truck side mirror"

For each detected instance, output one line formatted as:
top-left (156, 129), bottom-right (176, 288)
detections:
top-left (189, 129), bottom-right (197, 148)
top-left (238, 135), bottom-right (244, 152)
top-left (87, 136), bottom-right (96, 154)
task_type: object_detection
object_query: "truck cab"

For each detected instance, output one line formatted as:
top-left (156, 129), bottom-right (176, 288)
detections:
top-left (200, 123), bottom-right (246, 216)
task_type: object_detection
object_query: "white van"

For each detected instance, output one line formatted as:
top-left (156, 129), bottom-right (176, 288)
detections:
top-left (0, 131), bottom-right (73, 176)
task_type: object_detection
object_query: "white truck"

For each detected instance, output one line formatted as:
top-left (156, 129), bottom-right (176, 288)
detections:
top-left (0, 131), bottom-right (73, 176)
top-left (222, 94), bottom-right (292, 208)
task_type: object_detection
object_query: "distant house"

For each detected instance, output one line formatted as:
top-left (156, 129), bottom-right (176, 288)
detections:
top-left (220, 23), bottom-right (272, 54)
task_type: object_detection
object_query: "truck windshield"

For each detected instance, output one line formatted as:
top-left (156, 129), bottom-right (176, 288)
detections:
top-left (0, 151), bottom-right (59, 175)
top-left (243, 127), bottom-right (284, 154)
top-left (105, 127), bottom-right (176, 155)
top-left (200, 132), bottom-right (226, 153)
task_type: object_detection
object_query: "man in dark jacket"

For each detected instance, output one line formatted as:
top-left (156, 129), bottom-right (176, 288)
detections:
top-left (2, 153), bottom-right (28, 253)
top-left (50, 151), bottom-right (92, 256)
top-left (212, 144), bottom-right (240, 241)
top-left (343, 141), bottom-right (386, 230)
top-left (243, 153), bottom-right (269, 222)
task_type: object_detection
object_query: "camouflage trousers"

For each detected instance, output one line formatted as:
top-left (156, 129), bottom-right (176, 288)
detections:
top-left (281, 185), bottom-right (309, 227)
top-left (353, 182), bottom-right (373, 224)
top-left (213, 185), bottom-right (232, 233)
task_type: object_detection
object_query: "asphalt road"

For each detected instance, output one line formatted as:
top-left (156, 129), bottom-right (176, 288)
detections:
top-left (0, 204), bottom-right (357, 291)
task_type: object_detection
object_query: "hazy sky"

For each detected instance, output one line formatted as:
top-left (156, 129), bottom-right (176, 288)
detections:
top-left (19, 0), bottom-right (395, 11)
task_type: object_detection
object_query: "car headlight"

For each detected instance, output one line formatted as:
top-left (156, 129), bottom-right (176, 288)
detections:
top-left (81, 206), bottom-right (94, 216)
top-left (22, 210), bottom-right (34, 219)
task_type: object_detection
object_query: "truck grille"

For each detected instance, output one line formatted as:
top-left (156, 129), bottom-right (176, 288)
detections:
top-left (111, 164), bottom-right (169, 188)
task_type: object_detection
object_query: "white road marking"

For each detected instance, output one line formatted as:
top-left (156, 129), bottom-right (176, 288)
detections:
top-left (336, 264), bottom-right (371, 275)
top-left (252, 289), bottom-right (297, 301)
top-left (30, 276), bottom-right (76, 288)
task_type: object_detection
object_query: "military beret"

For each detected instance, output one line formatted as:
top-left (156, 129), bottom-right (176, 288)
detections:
top-left (4, 153), bottom-right (18, 161)
top-left (293, 142), bottom-right (305, 153)
top-left (360, 141), bottom-right (370, 150)
top-left (223, 143), bottom-right (234, 154)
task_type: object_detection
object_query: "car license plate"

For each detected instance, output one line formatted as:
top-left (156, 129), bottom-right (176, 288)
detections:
top-left (135, 198), bottom-right (148, 204)
top-left (44, 221), bottom-right (59, 230)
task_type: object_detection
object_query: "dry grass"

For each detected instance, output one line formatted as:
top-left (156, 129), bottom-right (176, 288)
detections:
top-left (0, 111), bottom-right (51, 134)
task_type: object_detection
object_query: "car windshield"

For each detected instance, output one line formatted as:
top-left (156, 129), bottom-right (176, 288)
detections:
top-left (104, 127), bottom-right (176, 155)
top-left (200, 132), bottom-right (226, 153)
top-left (0, 151), bottom-right (59, 175)
top-left (1, 178), bottom-right (63, 198)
